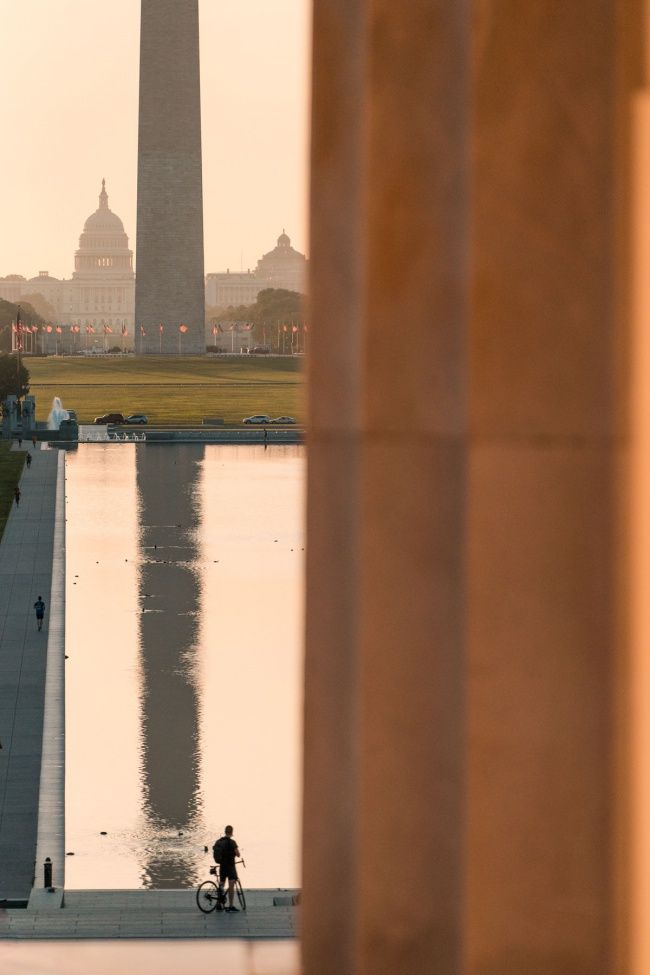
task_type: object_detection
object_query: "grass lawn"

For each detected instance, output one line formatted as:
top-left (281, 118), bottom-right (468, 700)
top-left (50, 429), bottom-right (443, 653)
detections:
top-left (27, 355), bottom-right (305, 426)
top-left (0, 442), bottom-right (25, 540)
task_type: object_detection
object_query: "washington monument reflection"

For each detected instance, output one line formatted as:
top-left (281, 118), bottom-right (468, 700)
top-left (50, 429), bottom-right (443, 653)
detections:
top-left (136, 444), bottom-right (205, 887)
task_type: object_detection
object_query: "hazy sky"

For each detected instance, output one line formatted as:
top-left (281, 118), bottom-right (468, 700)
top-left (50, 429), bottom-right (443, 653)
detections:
top-left (0, 0), bottom-right (310, 280)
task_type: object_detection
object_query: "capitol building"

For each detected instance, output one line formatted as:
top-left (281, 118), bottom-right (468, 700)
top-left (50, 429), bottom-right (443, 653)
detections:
top-left (0, 180), bottom-right (136, 349)
top-left (0, 182), bottom-right (307, 352)
top-left (205, 230), bottom-right (308, 309)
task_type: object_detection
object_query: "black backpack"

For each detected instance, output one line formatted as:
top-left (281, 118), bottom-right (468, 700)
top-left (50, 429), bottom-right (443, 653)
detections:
top-left (213, 837), bottom-right (227, 864)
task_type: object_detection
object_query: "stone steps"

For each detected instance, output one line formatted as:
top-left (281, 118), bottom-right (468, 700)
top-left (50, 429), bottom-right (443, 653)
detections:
top-left (1, 888), bottom-right (298, 940)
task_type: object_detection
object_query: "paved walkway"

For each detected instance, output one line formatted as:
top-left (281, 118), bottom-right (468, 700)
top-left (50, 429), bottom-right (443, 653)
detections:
top-left (0, 888), bottom-right (298, 940)
top-left (0, 938), bottom-right (299, 974)
top-left (0, 447), bottom-right (60, 902)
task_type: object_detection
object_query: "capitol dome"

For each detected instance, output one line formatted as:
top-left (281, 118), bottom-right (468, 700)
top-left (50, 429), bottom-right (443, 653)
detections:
top-left (74, 179), bottom-right (133, 275)
top-left (83, 188), bottom-right (126, 234)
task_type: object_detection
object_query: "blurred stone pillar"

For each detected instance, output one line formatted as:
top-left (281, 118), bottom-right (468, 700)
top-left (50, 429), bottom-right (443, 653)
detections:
top-left (466, 2), bottom-right (636, 972)
top-left (305, 1), bottom-right (639, 974)
top-left (304, 1), bottom-right (469, 973)
top-left (302, 2), bottom-right (365, 974)
top-left (356, 2), bottom-right (469, 973)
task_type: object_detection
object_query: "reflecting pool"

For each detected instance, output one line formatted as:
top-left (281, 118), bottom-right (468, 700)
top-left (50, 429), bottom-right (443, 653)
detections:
top-left (64, 444), bottom-right (304, 889)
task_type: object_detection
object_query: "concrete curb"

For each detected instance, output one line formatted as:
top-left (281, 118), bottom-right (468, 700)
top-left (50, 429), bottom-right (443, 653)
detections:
top-left (29, 450), bottom-right (66, 909)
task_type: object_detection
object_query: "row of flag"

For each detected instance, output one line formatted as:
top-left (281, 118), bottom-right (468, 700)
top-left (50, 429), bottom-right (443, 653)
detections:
top-left (140, 323), bottom-right (188, 336)
top-left (11, 321), bottom-right (309, 337)
top-left (210, 323), bottom-right (308, 334)
top-left (11, 323), bottom-right (194, 337)
top-left (13, 322), bottom-right (129, 335)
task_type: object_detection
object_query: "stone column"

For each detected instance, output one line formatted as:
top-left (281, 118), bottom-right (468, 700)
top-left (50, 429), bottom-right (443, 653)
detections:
top-left (302, 2), bottom-right (365, 973)
top-left (357, 3), bottom-right (469, 972)
top-left (135, 0), bottom-right (205, 355)
top-left (303, 1), bottom-right (470, 973)
top-left (305, 1), bottom-right (639, 973)
top-left (466, 2), bottom-right (635, 972)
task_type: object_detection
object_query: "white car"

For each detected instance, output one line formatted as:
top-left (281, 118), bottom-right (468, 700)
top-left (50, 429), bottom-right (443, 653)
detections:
top-left (243, 414), bottom-right (271, 424)
top-left (271, 416), bottom-right (296, 424)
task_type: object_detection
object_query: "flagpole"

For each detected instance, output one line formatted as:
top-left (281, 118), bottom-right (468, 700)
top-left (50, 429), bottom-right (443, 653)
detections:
top-left (16, 305), bottom-right (22, 391)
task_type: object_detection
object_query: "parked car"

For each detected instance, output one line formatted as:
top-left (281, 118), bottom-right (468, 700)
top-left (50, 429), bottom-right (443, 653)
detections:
top-left (271, 416), bottom-right (296, 424)
top-left (250, 346), bottom-right (271, 354)
top-left (94, 413), bottom-right (125, 425)
top-left (125, 414), bottom-right (148, 425)
top-left (242, 414), bottom-right (271, 424)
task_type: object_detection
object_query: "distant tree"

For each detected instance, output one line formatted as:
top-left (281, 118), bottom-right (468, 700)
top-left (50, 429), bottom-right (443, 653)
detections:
top-left (21, 292), bottom-right (58, 322)
top-left (206, 288), bottom-right (305, 325)
top-left (254, 288), bottom-right (304, 323)
top-left (0, 354), bottom-right (30, 403)
top-left (206, 288), bottom-right (305, 349)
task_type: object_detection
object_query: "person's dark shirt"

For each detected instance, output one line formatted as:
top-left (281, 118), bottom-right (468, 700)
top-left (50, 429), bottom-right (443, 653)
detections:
top-left (34, 599), bottom-right (45, 617)
top-left (219, 836), bottom-right (237, 870)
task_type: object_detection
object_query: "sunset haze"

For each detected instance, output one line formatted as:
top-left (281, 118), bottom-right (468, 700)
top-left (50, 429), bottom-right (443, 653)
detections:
top-left (0, 0), bottom-right (310, 280)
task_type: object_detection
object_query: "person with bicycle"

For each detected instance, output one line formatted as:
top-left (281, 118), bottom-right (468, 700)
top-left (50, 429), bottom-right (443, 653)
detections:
top-left (213, 825), bottom-right (240, 913)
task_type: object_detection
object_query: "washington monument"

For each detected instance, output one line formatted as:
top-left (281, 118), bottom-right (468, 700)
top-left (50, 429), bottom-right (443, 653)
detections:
top-left (135, 0), bottom-right (205, 355)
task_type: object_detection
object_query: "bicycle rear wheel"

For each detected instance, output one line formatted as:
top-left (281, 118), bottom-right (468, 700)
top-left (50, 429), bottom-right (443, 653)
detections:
top-left (235, 878), bottom-right (246, 912)
top-left (197, 880), bottom-right (219, 913)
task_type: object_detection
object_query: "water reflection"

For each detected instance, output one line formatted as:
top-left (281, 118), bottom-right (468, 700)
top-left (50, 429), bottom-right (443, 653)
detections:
top-left (65, 443), bottom-right (303, 890)
top-left (136, 444), bottom-right (204, 887)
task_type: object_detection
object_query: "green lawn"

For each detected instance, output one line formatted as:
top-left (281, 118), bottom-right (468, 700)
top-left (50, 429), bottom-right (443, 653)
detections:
top-left (27, 355), bottom-right (305, 426)
top-left (0, 442), bottom-right (25, 540)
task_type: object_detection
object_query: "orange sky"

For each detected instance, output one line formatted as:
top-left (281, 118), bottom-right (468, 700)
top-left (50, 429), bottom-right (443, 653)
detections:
top-left (0, 0), bottom-right (310, 280)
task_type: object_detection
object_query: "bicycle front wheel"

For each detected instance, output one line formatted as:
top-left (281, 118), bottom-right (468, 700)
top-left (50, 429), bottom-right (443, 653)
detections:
top-left (197, 880), bottom-right (219, 914)
top-left (235, 878), bottom-right (247, 912)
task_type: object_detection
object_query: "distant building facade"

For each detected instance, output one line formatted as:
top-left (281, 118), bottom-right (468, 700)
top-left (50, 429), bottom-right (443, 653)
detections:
top-left (0, 217), bottom-right (306, 354)
top-left (205, 271), bottom-right (261, 309)
top-left (0, 180), bottom-right (135, 349)
top-left (205, 230), bottom-right (308, 310)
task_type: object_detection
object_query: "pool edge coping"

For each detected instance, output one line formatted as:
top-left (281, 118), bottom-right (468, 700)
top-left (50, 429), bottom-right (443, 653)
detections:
top-left (30, 449), bottom-right (66, 909)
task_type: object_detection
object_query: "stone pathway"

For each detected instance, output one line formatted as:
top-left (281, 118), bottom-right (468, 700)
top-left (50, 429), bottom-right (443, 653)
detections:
top-left (0, 888), bottom-right (298, 940)
top-left (0, 939), bottom-right (299, 974)
top-left (0, 447), bottom-right (60, 903)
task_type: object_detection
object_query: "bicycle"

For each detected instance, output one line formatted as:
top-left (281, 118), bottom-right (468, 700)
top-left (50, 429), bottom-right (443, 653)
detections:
top-left (196, 858), bottom-right (247, 913)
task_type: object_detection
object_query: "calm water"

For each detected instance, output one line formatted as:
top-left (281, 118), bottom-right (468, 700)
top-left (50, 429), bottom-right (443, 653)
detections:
top-left (64, 444), bottom-right (304, 890)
